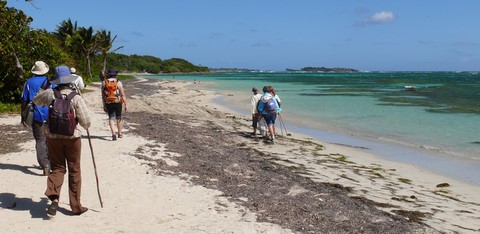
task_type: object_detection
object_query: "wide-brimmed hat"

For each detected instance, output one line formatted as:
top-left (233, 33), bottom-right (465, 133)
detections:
top-left (106, 68), bottom-right (118, 78)
top-left (31, 61), bottom-right (49, 75)
top-left (50, 66), bottom-right (78, 84)
top-left (70, 67), bottom-right (77, 74)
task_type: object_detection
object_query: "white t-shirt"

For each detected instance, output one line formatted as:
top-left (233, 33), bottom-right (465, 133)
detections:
top-left (251, 93), bottom-right (263, 114)
top-left (71, 74), bottom-right (85, 90)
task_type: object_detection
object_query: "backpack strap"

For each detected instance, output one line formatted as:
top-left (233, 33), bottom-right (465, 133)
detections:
top-left (41, 77), bottom-right (51, 90)
top-left (53, 88), bottom-right (62, 99)
top-left (53, 88), bottom-right (78, 101)
top-left (66, 91), bottom-right (79, 101)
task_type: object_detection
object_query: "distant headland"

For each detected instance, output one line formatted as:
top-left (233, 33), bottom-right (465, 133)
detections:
top-left (209, 67), bottom-right (359, 73)
top-left (286, 67), bottom-right (359, 73)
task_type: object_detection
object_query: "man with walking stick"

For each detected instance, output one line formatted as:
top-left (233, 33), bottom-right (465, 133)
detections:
top-left (33, 66), bottom-right (91, 216)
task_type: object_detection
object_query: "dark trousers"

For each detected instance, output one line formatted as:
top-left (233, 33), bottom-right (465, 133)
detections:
top-left (252, 113), bottom-right (262, 128)
top-left (45, 137), bottom-right (83, 213)
top-left (32, 121), bottom-right (49, 169)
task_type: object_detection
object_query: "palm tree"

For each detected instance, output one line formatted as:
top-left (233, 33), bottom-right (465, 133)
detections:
top-left (96, 29), bottom-right (123, 74)
top-left (54, 19), bottom-right (77, 49)
top-left (76, 26), bottom-right (97, 78)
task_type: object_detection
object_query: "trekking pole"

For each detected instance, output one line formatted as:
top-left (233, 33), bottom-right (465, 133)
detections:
top-left (87, 129), bottom-right (104, 208)
top-left (278, 113), bottom-right (288, 136)
top-left (277, 114), bottom-right (284, 137)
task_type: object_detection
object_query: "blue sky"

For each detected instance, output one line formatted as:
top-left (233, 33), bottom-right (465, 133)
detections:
top-left (8, 0), bottom-right (480, 71)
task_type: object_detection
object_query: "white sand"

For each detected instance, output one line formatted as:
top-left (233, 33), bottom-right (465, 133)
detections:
top-left (1, 78), bottom-right (479, 233)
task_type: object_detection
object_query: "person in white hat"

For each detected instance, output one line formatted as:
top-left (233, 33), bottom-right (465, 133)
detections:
top-left (21, 61), bottom-right (51, 175)
top-left (69, 67), bottom-right (85, 93)
top-left (250, 87), bottom-right (263, 136)
top-left (33, 65), bottom-right (91, 216)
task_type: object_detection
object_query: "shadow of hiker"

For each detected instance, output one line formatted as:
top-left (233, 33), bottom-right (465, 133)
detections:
top-left (0, 163), bottom-right (42, 176)
top-left (237, 131), bottom-right (265, 142)
top-left (81, 135), bottom-right (110, 141)
top-left (0, 193), bottom-right (54, 219)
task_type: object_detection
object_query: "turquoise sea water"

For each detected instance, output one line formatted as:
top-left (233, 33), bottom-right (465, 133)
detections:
top-left (143, 72), bottom-right (480, 185)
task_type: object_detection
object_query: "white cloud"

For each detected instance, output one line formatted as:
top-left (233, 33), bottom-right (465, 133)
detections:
top-left (367, 11), bottom-right (395, 24)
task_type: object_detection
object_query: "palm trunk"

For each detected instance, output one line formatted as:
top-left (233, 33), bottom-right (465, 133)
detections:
top-left (86, 54), bottom-right (92, 79)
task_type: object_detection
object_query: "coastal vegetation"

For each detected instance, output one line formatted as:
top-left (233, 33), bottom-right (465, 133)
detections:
top-left (0, 0), bottom-right (207, 112)
top-left (106, 54), bottom-right (209, 74)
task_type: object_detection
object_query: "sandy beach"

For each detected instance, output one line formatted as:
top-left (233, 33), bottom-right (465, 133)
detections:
top-left (1, 77), bottom-right (479, 233)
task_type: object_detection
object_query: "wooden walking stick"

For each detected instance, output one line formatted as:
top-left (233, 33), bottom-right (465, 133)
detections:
top-left (87, 129), bottom-right (103, 208)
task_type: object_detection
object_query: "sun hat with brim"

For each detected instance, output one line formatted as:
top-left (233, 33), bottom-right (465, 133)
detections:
top-left (31, 61), bottom-right (50, 75)
top-left (50, 65), bottom-right (78, 84)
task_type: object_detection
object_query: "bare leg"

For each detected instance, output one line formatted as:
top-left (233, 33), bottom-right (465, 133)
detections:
top-left (109, 119), bottom-right (115, 135)
top-left (109, 119), bottom-right (117, 140)
top-left (117, 119), bottom-right (123, 137)
top-left (268, 125), bottom-right (275, 141)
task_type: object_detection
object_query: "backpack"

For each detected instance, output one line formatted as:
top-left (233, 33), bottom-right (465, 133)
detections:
top-left (21, 102), bottom-right (34, 126)
top-left (48, 89), bottom-right (78, 136)
top-left (258, 97), bottom-right (278, 115)
top-left (265, 98), bottom-right (278, 114)
top-left (104, 79), bottom-right (120, 103)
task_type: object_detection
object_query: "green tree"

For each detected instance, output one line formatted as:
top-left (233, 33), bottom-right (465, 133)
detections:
top-left (0, 0), bottom-right (32, 101)
top-left (96, 29), bottom-right (123, 74)
top-left (54, 18), bottom-right (77, 49)
top-left (0, 0), bottom-right (69, 103)
top-left (76, 26), bottom-right (97, 79)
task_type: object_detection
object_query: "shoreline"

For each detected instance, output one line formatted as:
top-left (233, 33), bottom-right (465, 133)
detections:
top-left (209, 85), bottom-right (480, 186)
top-left (134, 77), bottom-right (480, 232)
top-left (177, 78), bottom-right (480, 232)
top-left (1, 77), bottom-right (479, 233)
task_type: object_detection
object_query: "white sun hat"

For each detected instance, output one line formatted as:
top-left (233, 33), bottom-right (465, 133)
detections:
top-left (31, 61), bottom-right (50, 75)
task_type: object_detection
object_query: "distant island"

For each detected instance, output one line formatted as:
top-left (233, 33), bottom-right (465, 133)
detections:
top-left (209, 67), bottom-right (359, 73)
top-left (209, 68), bottom-right (260, 73)
top-left (287, 67), bottom-right (358, 73)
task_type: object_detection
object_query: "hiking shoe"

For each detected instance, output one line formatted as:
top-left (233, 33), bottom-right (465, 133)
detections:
top-left (112, 134), bottom-right (117, 141)
top-left (47, 201), bottom-right (58, 216)
top-left (118, 134), bottom-right (123, 138)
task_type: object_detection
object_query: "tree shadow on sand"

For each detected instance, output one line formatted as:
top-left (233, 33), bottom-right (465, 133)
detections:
top-left (0, 163), bottom-right (42, 176)
top-left (0, 193), bottom-right (59, 219)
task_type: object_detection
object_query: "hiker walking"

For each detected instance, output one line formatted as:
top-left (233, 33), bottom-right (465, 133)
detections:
top-left (33, 65), bottom-right (91, 216)
top-left (250, 87), bottom-right (263, 136)
top-left (20, 61), bottom-right (52, 175)
top-left (270, 86), bottom-right (282, 107)
top-left (257, 86), bottom-right (282, 143)
top-left (101, 68), bottom-right (127, 140)
top-left (69, 67), bottom-right (85, 93)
